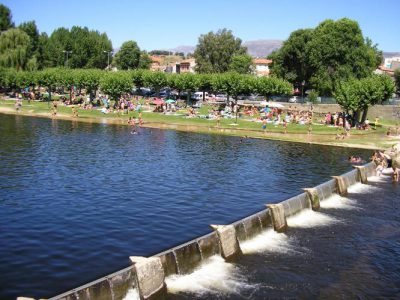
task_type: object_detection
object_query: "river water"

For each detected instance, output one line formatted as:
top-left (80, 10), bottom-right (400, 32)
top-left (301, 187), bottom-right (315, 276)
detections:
top-left (166, 176), bottom-right (400, 299)
top-left (0, 114), bottom-right (372, 299)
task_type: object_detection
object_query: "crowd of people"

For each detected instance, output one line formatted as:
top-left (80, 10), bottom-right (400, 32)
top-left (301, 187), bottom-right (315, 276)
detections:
top-left (371, 144), bottom-right (400, 182)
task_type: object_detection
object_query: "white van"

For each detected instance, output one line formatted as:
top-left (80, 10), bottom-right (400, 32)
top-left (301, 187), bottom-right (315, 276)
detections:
top-left (191, 92), bottom-right (209, 101)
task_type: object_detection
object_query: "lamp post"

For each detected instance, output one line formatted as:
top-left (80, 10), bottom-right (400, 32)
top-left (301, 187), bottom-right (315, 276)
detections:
top-left (301, 80), bottom-right (305, 102)
top-left (63, 50), bottom-right (72, 68)
top-left (103, 50), bottom-right (113, 70)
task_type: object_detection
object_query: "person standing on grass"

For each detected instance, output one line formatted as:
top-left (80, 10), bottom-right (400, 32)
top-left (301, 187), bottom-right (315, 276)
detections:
top-left (262, 118), bottom-right (267, 132)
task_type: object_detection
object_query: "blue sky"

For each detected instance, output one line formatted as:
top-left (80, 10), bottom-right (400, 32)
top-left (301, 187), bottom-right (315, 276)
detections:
top-left (2, 0), bottom-right (399, 51)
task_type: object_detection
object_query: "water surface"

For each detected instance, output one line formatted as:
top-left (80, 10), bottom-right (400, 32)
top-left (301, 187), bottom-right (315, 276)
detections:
top-left (0, 114), bottom-right (371, 299)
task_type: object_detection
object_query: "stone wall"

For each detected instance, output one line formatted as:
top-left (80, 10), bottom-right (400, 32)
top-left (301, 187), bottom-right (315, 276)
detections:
top-left (282, 103), bottom-right (400, 121)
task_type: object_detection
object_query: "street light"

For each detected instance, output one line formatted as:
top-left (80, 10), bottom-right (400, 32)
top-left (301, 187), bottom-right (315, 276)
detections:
top-left (63, 50), bottom-right (72, 68)
top-left (301, 80), bottom-right (305, 102)
top-left (103, 50), bottom-right (113, 70)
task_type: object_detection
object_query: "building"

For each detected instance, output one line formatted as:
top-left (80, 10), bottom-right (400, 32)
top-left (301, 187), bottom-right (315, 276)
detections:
top-left (150, 56), bottom-right (164, 72)
top-left (178, 58), bottom-right (196, 73)
top-left (383, 56), bottom-right (400, 69)
top-left (253, 58), bottom-right (272, 77)
top-left (377, 56), bottom-right (400, 76)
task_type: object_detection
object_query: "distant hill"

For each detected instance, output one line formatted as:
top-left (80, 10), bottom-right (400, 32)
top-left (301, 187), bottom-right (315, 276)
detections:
top-left (243, 40), bottom-right (283, 57)
top-left (383, 52), bottom-right (400, 58)
top-left (169, 45), bottom-right (195, 55)
top-left (168, 42), bottom-right (398, 59)
top-left (169, 40), bottom-right (283, 57)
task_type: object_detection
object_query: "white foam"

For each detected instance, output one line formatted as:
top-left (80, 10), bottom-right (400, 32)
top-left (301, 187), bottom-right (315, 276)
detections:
top-left (166, 255), bottom-right (258, 296)
top-left (240, 228), bottom-right (296, 255)
top-left (122, 288), bottom-right (140, 300)
top-left (347, 182), bottom-right (382, 194)
top-left (320, 194), bottom-right (359, 210)
top-left (287, 209), bottom-right (339, 228)
top-left (368, 175), bottom-right (391, 183)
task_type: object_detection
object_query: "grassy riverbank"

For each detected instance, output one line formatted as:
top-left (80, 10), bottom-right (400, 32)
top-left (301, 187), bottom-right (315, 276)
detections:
top-left (1, 99), bottom-right (398, 150)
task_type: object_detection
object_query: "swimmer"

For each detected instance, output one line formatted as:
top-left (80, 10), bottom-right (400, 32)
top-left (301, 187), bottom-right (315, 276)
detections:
top-left (349, 156), bottom-right (363, 163)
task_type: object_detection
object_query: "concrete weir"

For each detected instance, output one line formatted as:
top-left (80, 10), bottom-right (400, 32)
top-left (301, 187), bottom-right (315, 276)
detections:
top-left (130, 256), bottom-right (166, 300)
top-left (43, 161), bottom-right (378, 300)
top-left (210, 224), bottom-right (242, 261)
top-left (303, 188), bottom-right (320, 210)
top-left (353, 165), bottom-right (368, 184)
top-left (266, 204), bottom-right (288, 232)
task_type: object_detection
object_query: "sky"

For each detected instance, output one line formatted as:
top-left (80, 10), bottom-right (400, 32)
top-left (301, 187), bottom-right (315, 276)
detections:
top-left (2, 0), bottom-right (400, 52)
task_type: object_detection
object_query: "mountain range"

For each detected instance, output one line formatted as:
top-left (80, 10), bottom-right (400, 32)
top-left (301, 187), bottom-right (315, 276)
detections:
top-left (170, 39), bottom-right (283, 58)
top-left (170, 40), bottom-right (398, 59)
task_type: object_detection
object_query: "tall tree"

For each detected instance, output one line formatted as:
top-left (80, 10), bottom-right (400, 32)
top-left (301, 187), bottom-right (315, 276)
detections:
top-left (394, 68), bottom-right (400, 95)
top-left (47, 27), bottom-right (72, 67)
top-left (113, 40), bottom-right (141, 70)
top-left (194, 29), bottom-right (246, 73)
top-left (229, 54), bottom-right (254, 74)
top-left (36, 32), bottom-right (52, 69)
top-left (0, 4), bottom-right (14, 31)
top-left (308, 18), bottom-right (379, 95)
top-left (0, 28), bottom-right (30, 70)
top-left (18, 21), bottom-right (39, 57)
top-left (268, 28), bottom-right (314, 86)
top-left (47, 26), bottom-right (112, 69)
top-left (270, 18), bottom-right (381, 96)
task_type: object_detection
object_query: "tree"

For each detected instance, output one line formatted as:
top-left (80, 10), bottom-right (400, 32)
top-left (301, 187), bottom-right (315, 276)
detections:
top-left (229, 54), bottom-right (254, 74)
top-left (255, 76), bottom-right (293, 99)
top-left (18, 21), bottom-right (39, 57)
top-left (0, 67), bottom-right (17, 89)
top-left (394, 69), bottom-right (400, 95)
top-left (75, 69), bottom-right (103, 101)
top-left (0, 4), bottom-right (14, 31)
top-left (100, 71), bottom-right (132, 101)
top-left (47, 26), bottom-right (112, 69)
top-left (113, 40), bottom-right (141, 70)
top-left (138, 51), bottom-right (152, 69)
top-left (335, 74), bottom-right (395, 124)
top-left (36, 68), bottom-right (63, 101)
top-left (173, 73), bottom-right (198, 103)
top-left (271, 18), bottom-right (381, 96)
top-left (268, 29), bottom-right (314, 88)
top-left (36, 32), bottom-right (52, 69)
top-left (143, 71), bottom-right (167, 95)
top-left (47, 27), bottom-right (72, 67)
top-left (194, 29), bottom-right (246, 73)
top-left (0, 28), bottom-right (31, 70)
top-left (308, 18), bottom-right (379, 96)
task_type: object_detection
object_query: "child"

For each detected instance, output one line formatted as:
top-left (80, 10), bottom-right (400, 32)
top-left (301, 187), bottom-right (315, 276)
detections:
top-left (376, 164), bottom-right (383, 177)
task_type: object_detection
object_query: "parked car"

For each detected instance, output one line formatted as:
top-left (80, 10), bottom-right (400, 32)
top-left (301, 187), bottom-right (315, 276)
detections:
top-left (191, 92), bottom-right (209, 101)
top-left (215, 94), bottom-right (228, 102)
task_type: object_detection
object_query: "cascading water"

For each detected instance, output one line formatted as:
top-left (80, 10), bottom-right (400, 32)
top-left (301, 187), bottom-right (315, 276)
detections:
top-left (319, 194), bottom-right (360, 210)
top-left (240, 228), bottom-right (296, 255)
top-left (165, 255), bottom-right (258, 297)
top-left (286, 209), bottom-right (340, 228)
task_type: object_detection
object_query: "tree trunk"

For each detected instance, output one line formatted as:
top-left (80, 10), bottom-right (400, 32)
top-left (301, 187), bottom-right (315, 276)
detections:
top-left (235, 96), bottom-right (238, 124)
top-left (361, 107), bottom-right (369, 124)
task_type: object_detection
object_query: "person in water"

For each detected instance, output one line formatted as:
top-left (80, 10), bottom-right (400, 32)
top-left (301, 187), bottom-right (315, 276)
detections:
top-left (349, 156), bottom-right (363, 163)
